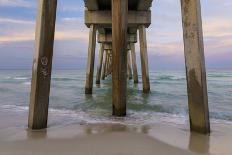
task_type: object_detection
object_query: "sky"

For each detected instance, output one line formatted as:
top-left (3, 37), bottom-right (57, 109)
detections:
top-left (0, 0), bottom-right (231, 70)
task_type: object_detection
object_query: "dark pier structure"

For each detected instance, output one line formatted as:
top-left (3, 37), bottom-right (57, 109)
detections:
top-left (28, 0), bottom-right (210, 134)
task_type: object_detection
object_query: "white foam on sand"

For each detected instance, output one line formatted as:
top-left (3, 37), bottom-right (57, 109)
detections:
top-left (1, 104), bottom-right (232, 128)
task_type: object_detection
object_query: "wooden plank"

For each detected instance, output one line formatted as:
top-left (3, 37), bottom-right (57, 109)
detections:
top-left (85, 10), bottom-right (151, 28)
top-left (130, 43), bottom-right (139, 83)
top-left (85, 25), bottom-right (97, 94)
top-left (127, 51), bottom-right (133, 80)
top-left (181, 0), bottom-right (210, 134)
top-left (28, 0), bottom-right (57, 130)
top-left (139, 25), bottom-right (150, 93)
top-left (96, 44), bottom-right (104, 84)
top-left (112, 0), bottom-right (128, 116)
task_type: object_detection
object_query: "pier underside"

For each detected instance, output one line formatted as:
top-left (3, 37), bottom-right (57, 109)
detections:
top-left (84, 0), bottom-right (153, 11)
top-left (28, 0), bottom-right (210, 135)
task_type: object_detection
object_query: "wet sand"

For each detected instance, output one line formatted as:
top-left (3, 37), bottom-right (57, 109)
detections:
top-left (0, 110), bottom-right (232, 155)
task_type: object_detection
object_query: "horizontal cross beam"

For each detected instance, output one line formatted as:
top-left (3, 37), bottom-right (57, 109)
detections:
top-left (85, 9), bottom-right (151, 28)
top-left (98, 33), bottom-right (137, 43)
top-left (103, 43), bottom-right (131, 50)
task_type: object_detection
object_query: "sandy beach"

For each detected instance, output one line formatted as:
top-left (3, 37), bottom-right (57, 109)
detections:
top-left (0, 110), bottom-right (232, 155)
top-left (0, 0), bottom-right (231, 154)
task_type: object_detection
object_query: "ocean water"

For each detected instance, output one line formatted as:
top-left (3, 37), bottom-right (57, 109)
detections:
top-left (0, 70), bottom-right (231, 126)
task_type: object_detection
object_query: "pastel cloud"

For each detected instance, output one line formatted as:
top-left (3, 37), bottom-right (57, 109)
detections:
top-left (0, 16), bottom-right (88, 43)
top-left (0, 0), bottom-right (231, 69)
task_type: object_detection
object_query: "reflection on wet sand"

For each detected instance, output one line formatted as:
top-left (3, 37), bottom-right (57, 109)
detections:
top-left (22, 122), bottom-right (232, 155)
top-left (27, 129), bottom-right (47, 139)
top-left (189, 132), bottom-right (210, 154)
top-left (84, 123), bottom-right (151, 135)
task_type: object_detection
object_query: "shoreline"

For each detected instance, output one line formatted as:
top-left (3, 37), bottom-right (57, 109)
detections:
top-left (1, 109), bottom-right (232, 155)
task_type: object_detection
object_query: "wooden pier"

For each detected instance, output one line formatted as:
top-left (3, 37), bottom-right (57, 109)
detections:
top-left (28, 0), bottom-right (210, 134)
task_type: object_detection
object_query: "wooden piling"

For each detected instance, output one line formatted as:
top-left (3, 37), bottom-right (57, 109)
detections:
top-left (181, 0), bottom-right (210, 134)
top-left (108, 54), bottom-right (112, 75)
top-left (85, 24), bottom-right (97, 94)
top-left (96, 44), bottom-right (104, 84)
top-left (127, 51), bottom-right (133, 80)
top-left (139, 25), bottom-right (150, 93)
top-left (101, 50), bottom-right (107, 80)
top-left (106, 51), bottom-right (110, 76)
top-left (130, 43), bottom-right (139, 83)
top-left (28, 0), bottom-right (57, 129)
top-left (112, 0), bottom-right (128, 116)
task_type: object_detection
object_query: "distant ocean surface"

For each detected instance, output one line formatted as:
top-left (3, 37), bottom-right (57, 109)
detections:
top-left (0, 70), bottom-right (231, 126)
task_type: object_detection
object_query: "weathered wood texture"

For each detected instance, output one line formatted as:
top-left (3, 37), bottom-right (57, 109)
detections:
top-left (106, 52), bottom-right (110, 76)
top-left (84, 0), bottom-right (153, 11)
top-left (28, 0), bottom-right (57, 130)
top-left (127, 51), bottom-right (133, 80)
top-left (130, 43), bottom-right (139, 83)
top-left (84, 0), bottom-right (98, 10)
top-left (108, 54), bottom-right (112, 75)
top-left (101, 50), bottom-right (107, 80)
top-left (181, 0), bottom-right (210, 134)
top-left (112, 0), bottom-right (128, 116)
top-left (85, 25), bottom-right (97, 94)
top-left (96, 44), bottom-right (104, 84)
top-left (85, 10), bottom-right (151, 28)
top-left (139, 25), bottom-right (150, 93)
top-left (137, 0), bottom-right (153, 11)
top-left (103, 43), bottom-right (112, 50)
top-left (98, 33), bottom-right (137, 43)
top-left (102, 43), bottom-right (132, 50)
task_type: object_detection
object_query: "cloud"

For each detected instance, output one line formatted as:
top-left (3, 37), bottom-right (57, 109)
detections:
top-left (0, 17), bottom-right (34, 24)
top-left (145, 0), bottom-right (232, 58)
top-left (0, 0), bottom-right (33, 8)
top-left (0, 17), bottom-right (35, 42)
top-left (0, 16), bottom-right (88, 43)
top-left (0, 0), bottom-right (231, 69)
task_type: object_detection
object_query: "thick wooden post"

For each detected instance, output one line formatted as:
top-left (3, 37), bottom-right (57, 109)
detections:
top-left (130, 43), bottom-right (139, 83)
top-left (101, 50), bottom-right (107, 80)
top-left (181, 0), bottom-right (210, 134)
top-left (85, 24), bottom-right (97, 94)
top-left (139, 25), bottom-right (150, 93)
top-left (127, 51), bottom-right (133, 80)
top-left (96, 44), bottom-right (104, 84)
top-left (112, 0), bottom-right (128, 116)
top-left (28, 0), bottom-right (57, 130)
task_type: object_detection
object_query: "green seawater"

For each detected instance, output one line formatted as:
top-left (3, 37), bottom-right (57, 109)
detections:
top-left (0, 70), bottom-right (231, 125)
